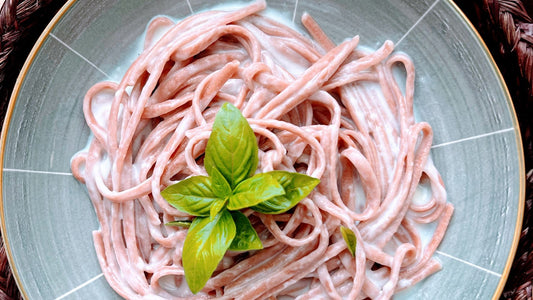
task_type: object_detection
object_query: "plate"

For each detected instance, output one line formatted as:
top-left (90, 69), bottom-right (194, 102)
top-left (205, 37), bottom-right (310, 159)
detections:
top-left (0, 0), bottom-right (524, 299)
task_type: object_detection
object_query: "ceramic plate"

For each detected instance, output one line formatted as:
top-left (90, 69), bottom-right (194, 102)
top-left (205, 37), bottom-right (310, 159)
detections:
top-left (0, 0), bottom-right (524, 299)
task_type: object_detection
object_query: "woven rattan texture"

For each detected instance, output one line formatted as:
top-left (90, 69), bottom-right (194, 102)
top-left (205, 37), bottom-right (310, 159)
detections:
top-left (0, 0), bottom-right (531, 299)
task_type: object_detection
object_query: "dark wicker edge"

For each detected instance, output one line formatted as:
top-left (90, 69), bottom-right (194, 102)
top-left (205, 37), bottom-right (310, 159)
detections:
top-left (0, 0), bottom-right (531, 299)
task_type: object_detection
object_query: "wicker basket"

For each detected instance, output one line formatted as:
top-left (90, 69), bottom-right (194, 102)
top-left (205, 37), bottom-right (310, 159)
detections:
top-left (0, 0), bottom-right (531, 299)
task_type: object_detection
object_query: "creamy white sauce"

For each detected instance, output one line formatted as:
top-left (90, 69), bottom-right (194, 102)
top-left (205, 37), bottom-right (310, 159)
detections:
top-left (91, 88), bottom-right (114, 129)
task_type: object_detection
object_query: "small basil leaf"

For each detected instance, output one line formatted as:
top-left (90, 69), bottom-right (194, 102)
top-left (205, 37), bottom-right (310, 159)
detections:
top-left (161, 176), bottom-right (221, 217)
top-left (228, 173), bottom-right (285, 210)
top-left (204, 103), bottom-right (258, 189)
top-left (251, 171), bottom-right (320, 214)
top-left (165, 220), bottom-right (192, 228)
top-left (210, 198), bottom-right (227, 220)
top-left (228, 211), bottom-right (263, 251)
top-left (340, 226), bottom-right (357, 257)
top-left (209, 166), bottom-right (232, 199)
top-left (182, 210), bottom-right (236, 294)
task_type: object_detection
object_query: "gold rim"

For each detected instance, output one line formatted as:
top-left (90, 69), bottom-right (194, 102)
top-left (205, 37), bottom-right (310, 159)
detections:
top-left (0, 0), bottom-right (525, 299)
top-left (0, 0), bottom-right (77, 298)
top-left (447, 1), bottom-right (526, 299)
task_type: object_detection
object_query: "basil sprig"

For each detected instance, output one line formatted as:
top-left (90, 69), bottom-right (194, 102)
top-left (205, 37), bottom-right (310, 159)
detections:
top-left (161, 103), bottom-right (320, 294)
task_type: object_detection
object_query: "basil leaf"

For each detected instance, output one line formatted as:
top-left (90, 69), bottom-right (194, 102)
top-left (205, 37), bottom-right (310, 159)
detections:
top-left (340, 226), bottom-right (357, 257)
top-left (165, 220), bottom-right (192, 228)
top-left (204, 103), bottom-right (258, 189)
top-left (251, 171), bottom-right (320, 214)
top-left (228, 211), bottom-right (263, 251)
top-left (182, 210), bottom-right (236, 294)
top-left (209, 166), bottom-right (232, 199)
top-left (210, 198), bottom-right (227, 220)
top-left (228, 173), bottom-right (285, 210)
top-left (161, 176), bottom-right (221, 217)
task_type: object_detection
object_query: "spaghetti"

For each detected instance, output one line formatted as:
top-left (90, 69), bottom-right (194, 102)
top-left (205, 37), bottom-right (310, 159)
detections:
top-left (71, 1), bottom-right (453, 299)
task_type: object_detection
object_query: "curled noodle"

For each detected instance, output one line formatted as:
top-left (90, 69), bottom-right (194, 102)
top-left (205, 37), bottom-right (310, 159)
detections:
top-left (71, 1), bottom-right (453, 299)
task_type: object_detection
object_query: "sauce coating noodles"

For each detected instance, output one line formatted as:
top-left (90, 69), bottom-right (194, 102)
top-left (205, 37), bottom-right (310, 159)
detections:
top-left (71, 1), bottom-right (453, 299)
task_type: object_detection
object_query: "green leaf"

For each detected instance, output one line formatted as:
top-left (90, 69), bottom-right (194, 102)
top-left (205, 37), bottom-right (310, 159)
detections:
top-left (251, 171), bottom-right (320, 214)
top-left (161, 176), bottom-right (221, 217)
top-left (228, 211), bottom-right (263, 251)
top-left (204, 103), bottom-right (258, 189)
top-left (340, 226), bottom-right (357, 257)
top-left (165, 220), bottom-right (192, 228)
top-left (228, 173), bottom-right (285, 210)
top-left (208, 166), bottom-right (233, 199)
top-left (182, 210), bottom-right (236, 294)
top-left (210, 198), bottom-right (227, 220)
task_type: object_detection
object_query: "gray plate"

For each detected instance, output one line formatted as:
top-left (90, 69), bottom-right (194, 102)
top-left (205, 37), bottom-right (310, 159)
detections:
top-left (0, 0), bottom-right (524, 299)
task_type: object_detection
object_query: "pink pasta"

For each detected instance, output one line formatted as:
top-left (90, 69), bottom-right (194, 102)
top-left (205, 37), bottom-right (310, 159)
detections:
top-left (71, 1), bottom-right (453, 299)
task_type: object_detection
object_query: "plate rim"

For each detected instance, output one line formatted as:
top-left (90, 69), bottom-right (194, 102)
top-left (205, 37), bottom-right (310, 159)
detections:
top-left (0, 0), bottom-right (525, 299)
top-left (447, 1), bottom-right (526, 298)
top-left (0, 2), bottom-right (78, 298)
